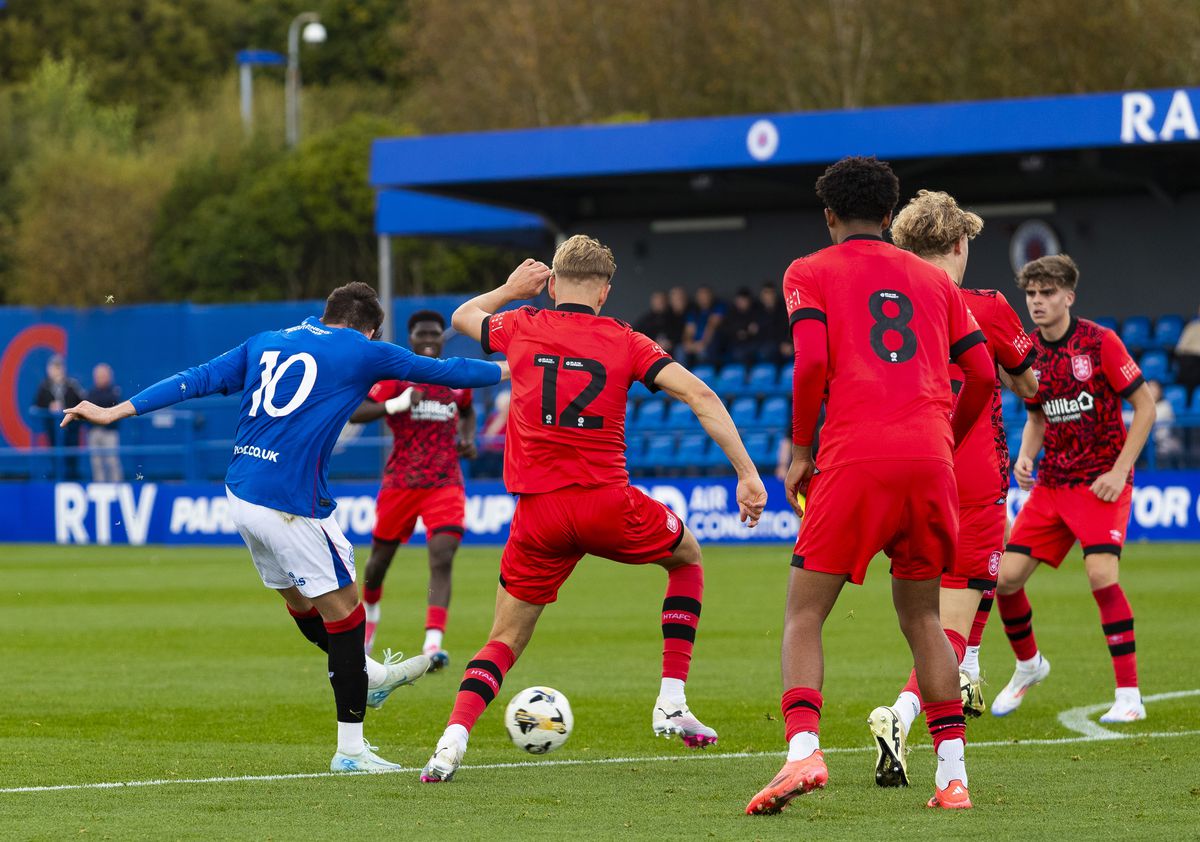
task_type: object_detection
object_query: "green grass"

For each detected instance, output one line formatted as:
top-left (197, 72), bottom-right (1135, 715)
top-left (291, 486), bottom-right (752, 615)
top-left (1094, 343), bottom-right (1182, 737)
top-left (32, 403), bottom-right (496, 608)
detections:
top-left (2, 542), bottom-right (1198, 840)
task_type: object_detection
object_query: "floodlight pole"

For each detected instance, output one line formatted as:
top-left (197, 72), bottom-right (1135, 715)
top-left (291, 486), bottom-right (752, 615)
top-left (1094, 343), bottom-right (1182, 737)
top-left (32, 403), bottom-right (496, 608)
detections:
top-left (378, 233), bottom-right (394, 342)
top-left (286, 12), bottom-right (321, 148)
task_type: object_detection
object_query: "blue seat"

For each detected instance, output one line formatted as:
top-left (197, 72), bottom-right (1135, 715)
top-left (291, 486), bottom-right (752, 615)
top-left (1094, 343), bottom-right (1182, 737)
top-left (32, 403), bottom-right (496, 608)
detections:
top-left (774, 363), bottom-right (794, 396)
top-left (1000, 390), bottom-right (1019, 416)
top-left (644, 434), bottom-right (676, 469)
top-left (1121, 316), bottom-right (1152, 353)
top-left (759, 396), bottom-right (789, 429)
top-left (1094, 316), bottom-right (1119, 333)
top-left (674, 433), bottom-right (709, 468)
top-left (625, 402), bottom-right (639, 430)
top-left (1164, 384), bottom-right (1189, 417)
top-left (637, 400), bottom-right (668, 430)
top-left (714, 364), bottom-right (747, 395)
top-left (1190, 388), bottom-right (1200, 414)
top-left (629, 380), bottom-right (652, 402)
top-left (625, 434), bottom-right (647, 470)
top-left (1154, 314), bottom-right (1185, 350)
top-left (666, 401), bottom-right (700, 430)
top-left (746, 363), bottom-right (778, 393)
top-left (743, 431), bottom-right (774, 466)
top-left (1138, 349), bottom-right (1171, 385)
top-left (691, 363), bottom-right (716, 384)
top-left (729, 397), bottom-right (759, 427)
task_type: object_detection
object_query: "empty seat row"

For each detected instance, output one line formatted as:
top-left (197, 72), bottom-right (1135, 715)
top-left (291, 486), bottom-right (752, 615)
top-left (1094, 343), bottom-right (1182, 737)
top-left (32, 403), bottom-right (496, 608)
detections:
top-left (1094, 314), bottom-right (1187, 353)
top-left (627, 430), bottom-right (782, 472)
top-left (627, 395), bottom-right (789, 431)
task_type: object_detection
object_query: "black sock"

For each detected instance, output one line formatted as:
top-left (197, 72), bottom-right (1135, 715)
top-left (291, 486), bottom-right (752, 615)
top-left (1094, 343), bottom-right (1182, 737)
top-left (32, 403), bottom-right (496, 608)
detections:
top-left (325, 606), bottom-right (368, 723)
top-left (289, 606), bottom-right (329, 652)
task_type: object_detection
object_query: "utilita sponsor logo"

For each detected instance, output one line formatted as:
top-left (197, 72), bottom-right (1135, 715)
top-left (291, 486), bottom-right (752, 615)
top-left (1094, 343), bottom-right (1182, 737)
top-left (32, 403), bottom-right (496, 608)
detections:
top-left (1041, 391), bottom-right (1095, 423)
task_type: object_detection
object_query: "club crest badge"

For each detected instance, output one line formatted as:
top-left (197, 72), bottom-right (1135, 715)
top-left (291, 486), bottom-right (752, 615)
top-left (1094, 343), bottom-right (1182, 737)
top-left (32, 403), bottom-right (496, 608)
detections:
top-left (988, 551), bottom-right (1002, 577)
top-left (665, 512), bottom-right (680, 533)
top-left (1071, 355), bottom-right (1093, 381)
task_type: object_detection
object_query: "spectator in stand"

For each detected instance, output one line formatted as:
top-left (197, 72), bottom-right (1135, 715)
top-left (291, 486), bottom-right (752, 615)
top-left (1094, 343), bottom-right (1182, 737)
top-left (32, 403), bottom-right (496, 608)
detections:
top-left (665, 286), bottom-right (690, 354)
top-left (86, 363), bottom-right (124, 482)
top-left (718, 287), bottom-right (763, 366)
top-left (476, 389), bottom-right (511, 477)
top-left (1176, 305), bottom-right (1200, 391)
top-left (32, 355), bottom-right (85, 480)
top-left (1149, 380), bottom-right (1183, 467)
top-left (758, 283), bottom-right (793, 363)
top-left (682, 285), bottom-right (725, 366)
top-left (634, 291), bottom-right (679, 354)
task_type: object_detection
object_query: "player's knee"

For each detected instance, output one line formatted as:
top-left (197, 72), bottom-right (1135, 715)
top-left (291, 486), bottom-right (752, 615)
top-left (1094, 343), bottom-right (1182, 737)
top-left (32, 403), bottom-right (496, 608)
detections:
top-left (661, 528), bottom-right (701, 569)
top-left (1084, 554), bottom-right (1119, 590)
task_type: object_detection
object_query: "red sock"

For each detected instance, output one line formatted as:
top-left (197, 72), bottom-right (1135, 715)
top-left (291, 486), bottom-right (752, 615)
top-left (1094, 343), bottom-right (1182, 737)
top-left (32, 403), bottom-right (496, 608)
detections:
top-left (902, 628), bottom-right (967, 708)
top-left (998, 588), bottom-right (1039, 661)
top-left (448, 640), bottom-right (517, 732)
top-left (363, 586), bottom-right (383, 606)
top-left (968, 590), bottom-right (994, 647)
top-left (426, 604), bottom-right (448, 632)
top-left (781, 687), bottom-right (822, 740)
top-left (661, 564), bottom-right (703, 681)
top-left (1092, 583), bottom-right (1138, 688)
top-left (925, 698), bottom-right (966, 750)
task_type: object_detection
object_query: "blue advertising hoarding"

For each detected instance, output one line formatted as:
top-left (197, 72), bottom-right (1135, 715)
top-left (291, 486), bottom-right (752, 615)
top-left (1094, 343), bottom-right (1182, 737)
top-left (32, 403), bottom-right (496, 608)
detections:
top-left (4, 473), bottom-right (1200, 547)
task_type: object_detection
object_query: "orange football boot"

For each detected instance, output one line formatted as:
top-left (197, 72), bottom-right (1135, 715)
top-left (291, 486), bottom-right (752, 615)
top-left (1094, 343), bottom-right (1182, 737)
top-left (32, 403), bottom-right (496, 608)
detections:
top-left (927, 779), bottom-right (972, 809)
top-left (745, 751), bottom-right (829, 815)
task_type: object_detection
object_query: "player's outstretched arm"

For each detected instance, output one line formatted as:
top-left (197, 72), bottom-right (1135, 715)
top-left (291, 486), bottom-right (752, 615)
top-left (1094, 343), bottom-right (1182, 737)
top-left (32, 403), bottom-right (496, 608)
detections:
top-left (61, 400), bottom-right (136, 428)
top-left (653, 362), bottom-right (766, 527)
top-left (951, 340), bottom-right (994, 446)
top-left (451, 259), bottom-right (551, 342)
top-left (1014, 410), bottom-right (1046, 490)
top-left (1091, 382), bottom-right (1156, 502)
top-left (1000, 366), bottom-right (1039, 400)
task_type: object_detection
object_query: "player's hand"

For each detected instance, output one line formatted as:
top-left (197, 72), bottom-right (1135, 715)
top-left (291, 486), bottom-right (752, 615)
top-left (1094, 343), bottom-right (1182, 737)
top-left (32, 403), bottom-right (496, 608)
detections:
top-left (785, 452), bottom-right (815, 517)
top-left (1014, 455), bottom-right (1036, 491)
top-left (61, 401), bottom-right (116, 427)
top-left (1090, 468), bottom-right (1126, 503)
top-left (505, 258), bottom-right (551, 300)
top-left (735, 474), bottom-right (767, 528)
top-left (456, 437), bottom-right (478, 459)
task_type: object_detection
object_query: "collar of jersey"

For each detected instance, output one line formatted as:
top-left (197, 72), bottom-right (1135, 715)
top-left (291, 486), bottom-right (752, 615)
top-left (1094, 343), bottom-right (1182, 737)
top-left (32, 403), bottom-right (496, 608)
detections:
top-left (1038, 315), bottom-right (1078, 350)
top-left (555, 303), bottom-right (598, 315)
top-left (841, 233), bottom-right (884, 242)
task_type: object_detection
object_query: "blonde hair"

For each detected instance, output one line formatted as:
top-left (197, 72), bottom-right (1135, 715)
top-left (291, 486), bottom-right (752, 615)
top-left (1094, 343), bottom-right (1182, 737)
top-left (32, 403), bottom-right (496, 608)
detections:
top-left (1017, 254), bottom-right (1079, 291)
top-left (890, 190), bottom-right (983, 257)
top-left (552, 234), bottom-right (616, 283)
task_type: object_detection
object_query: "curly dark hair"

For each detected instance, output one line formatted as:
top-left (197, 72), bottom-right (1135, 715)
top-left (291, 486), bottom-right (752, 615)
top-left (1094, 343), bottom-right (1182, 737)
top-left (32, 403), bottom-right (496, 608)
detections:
top-left (322, 282), bottom-right (384, 334)
top-left (814, 156), bottom-right (900, 224)
top-left (407, 309), bottom-right (446, 332)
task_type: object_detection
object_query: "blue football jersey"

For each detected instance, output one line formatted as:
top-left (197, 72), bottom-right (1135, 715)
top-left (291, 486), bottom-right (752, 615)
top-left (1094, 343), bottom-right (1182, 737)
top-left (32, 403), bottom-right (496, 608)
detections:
top-left (129, 317), bottom-right (501, 517)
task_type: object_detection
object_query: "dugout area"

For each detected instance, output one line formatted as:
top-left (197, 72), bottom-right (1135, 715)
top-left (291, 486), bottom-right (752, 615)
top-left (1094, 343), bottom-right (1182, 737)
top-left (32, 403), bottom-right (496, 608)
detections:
top-left (369, 86), bottom-right (1200, 331)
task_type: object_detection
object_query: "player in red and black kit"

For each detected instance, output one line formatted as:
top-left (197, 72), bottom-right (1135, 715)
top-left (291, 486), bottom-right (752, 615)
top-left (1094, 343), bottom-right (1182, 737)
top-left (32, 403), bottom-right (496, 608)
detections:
top-left (991, 255), bottom-right (1155, 723)
top-left (746, 159), bottom-right (995, 815)
top-left (419, 237), bottom-right (767, 783)
top-left (866, 190), bottom-right (1039, 788)
top-left (348, 310), bottom-right (476, 668)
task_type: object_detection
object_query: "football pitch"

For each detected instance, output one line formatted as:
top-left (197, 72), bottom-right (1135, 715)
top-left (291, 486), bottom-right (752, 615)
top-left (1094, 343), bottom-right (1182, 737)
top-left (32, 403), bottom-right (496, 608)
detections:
top-left (2, 542), bottom-right (1197, 840)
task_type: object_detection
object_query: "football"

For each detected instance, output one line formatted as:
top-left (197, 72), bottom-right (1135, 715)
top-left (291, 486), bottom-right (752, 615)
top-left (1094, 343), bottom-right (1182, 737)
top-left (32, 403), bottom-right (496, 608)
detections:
top-left (504, 686), bottom-right (573, 755)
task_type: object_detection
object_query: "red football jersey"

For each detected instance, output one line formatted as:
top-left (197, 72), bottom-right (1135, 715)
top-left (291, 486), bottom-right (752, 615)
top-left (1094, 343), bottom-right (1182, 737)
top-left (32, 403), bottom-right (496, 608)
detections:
top-left (1024, 317), bottom-right (1143, 487)
top-left (482, 303), bottom-right (673, 494)
top-left (368, 379), bottom-right (472, 489)
top-left (950, 289), bottom-right (1036, 506)
top-left (784, 235), bottom-right (984, 470)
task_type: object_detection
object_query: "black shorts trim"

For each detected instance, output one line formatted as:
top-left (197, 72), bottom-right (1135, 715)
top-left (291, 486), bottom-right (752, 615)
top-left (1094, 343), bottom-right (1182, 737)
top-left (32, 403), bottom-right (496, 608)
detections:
top-left (498, 573), bottom-right (508, 589)
top-left (480, 316), bottom-right (494, 354)
top-left (1005, 543), bottom-right (1033, 556)
top-left (1003, 349), bottom-right (1036, 377)
top-left (668, 525), bottom-right (686, 553)
top-left (642, 357), bottom-right (673, 392)
top-left (967, 577), bottom-right (997, 592)
top-left (949, 330), bottom-right (986, 361)
top-left (791, 553), bottom-right (806, 569)
top-left (431, 524), bottom-right (465, 537)
top-left (789, 308), bottom-right (827, 325)
top-left (1082, 543), bottom-right (1122, 558)
top-left (1119, 375), bottom-right (1146, 399)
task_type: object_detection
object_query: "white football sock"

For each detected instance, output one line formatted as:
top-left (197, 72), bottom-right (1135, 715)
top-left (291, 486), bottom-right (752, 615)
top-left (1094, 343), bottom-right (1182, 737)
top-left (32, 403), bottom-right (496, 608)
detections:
top-left (444, 723), bottom-right (469, 749)
top-left (364, 656), bottom-right (386, 688)
top-left (1115, 686), bottom-right (1141, 703)
top-left (659, 677), bottom-right (687, 705)
top-left (960, 646), bottom-right (981, 680)
top-left (1016, 651), bottom-right (1042, 671)
top-left (337, 721), bottom-right (365, 756)
top-left (423, 629), bottom-right (444, 653)
top-left (786, 731), bottom-right (820, 762)
top-left (364, 602), bottom-right (381, 624)
top-left (894, 691), bottom-right (921, 735)
top-left (935, 737), bottom-right (967, 789)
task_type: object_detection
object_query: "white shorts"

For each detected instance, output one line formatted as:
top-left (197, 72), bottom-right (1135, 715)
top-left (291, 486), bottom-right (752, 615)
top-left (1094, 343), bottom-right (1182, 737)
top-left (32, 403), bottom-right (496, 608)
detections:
top-left (227, 487), bottom-right (356, 599)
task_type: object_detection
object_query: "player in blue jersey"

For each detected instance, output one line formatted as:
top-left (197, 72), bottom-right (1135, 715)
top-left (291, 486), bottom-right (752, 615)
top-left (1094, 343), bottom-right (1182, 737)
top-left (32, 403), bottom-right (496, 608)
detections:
top-left (63, 282), bottom-right (506, 773)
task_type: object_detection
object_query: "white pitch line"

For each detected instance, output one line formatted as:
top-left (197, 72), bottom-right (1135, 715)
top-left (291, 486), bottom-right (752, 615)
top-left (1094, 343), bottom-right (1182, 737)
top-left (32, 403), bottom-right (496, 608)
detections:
top-left (1057, 688), bottom-right (1200, 739)
top-left (3, 727), bottom-right (1199, 795)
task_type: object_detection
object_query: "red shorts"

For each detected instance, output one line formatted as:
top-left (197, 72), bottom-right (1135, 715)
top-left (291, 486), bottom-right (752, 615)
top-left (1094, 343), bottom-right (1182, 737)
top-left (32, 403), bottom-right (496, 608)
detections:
top-left (792, 460), bottom-right (958, 585)
top-left (500, 485), bottom-right (684, 605)
top-left (373, 485), bottom-right (466, 544)
top-left (1007, 482), bottom-right (1133, 567)
top-left (941, 503), bottom-right (1005, 591)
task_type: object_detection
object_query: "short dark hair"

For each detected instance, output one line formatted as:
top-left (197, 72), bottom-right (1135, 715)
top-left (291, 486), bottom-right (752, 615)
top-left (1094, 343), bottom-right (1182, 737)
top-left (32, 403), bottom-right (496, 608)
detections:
top-left (322, 282), bottom-right (384, 334)
top-left (814, 156), bottom-right (900, 225)
top-left (408, 309), bottom-right (446, 332)
top-left (1017, 254), bottom-right (1079, 291)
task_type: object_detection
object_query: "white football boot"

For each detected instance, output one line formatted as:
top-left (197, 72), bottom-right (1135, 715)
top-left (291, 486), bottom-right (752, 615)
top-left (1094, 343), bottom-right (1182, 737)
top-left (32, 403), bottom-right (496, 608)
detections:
top-left (867, 705), bottom-right (909, 787)
top-left (420, 733), bottom-right (466, 782)
top-left (991, 654), bottom-right (1050, 717)
top-left (1099, 688), bottom-right (1147, 723)
top-left (366, 650), bottom-right (431, 709)
top-left (652, 696), bottom-right (718, 747)
top-left (330, 740), bottom-right (403, 773)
